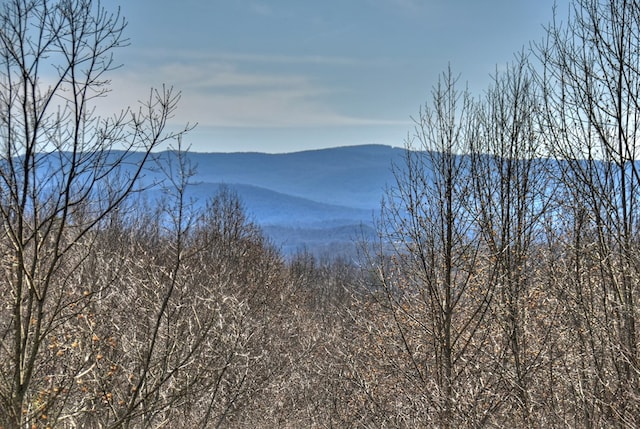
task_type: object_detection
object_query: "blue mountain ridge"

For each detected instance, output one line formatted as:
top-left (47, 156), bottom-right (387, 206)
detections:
top-left (181, 144), bottom-right (406, 210)
top-left (147, 144), bottom-right (405, 257)
top-left (26, 145), bottom-right (606, 258)
top-left (19, 145), bottom-right (401, 257)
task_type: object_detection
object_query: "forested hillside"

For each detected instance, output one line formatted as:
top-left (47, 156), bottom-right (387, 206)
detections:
top-left (2, 0), bottom-right (640, 428)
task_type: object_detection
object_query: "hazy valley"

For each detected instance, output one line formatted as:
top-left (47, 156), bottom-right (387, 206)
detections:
top-left (144, 144), bottom-right (407, 256)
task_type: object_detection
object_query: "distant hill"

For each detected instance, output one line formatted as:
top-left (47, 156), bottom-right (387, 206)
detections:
top-left (187, 182), bottom-right (374, 226)
top-left (181, 144), bottom-right (406, 210)
top-left (148, 144), bottom-right (406, 257)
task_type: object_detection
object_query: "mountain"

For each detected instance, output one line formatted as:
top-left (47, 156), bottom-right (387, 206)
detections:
top-left (149, 144), bottom-right (406, 257)
top-left (181, 144), bottom-right (406, 210)
top-left (187, 182), bottom-right (374, 226)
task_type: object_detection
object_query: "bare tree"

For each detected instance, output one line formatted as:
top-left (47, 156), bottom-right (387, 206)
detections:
top-left (470, 53), bottom-right (558, 426)
top-left (362, 68), bottom-right (495, 427)
top-left (536, 0), bottom-right (640, 425)
top-left (0, 1), bottom-right (188, 427)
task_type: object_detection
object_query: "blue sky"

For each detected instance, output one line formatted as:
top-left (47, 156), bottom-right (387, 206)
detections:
top-left (107, 1), bottom-right (561, 153)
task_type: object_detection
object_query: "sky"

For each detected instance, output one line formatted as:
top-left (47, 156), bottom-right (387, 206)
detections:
top-left (106, 0), bottom-right (562, 153)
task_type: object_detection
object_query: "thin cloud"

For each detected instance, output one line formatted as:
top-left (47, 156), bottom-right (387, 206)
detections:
top-left (248, 2), bottom-right (274, 17)
top-left (212, 52), bottom-right (363, 66)
top-left (124, 48), bottom-right (367, 67)
top-left (154, 62), bottom-right (316, 92)
top-left (97, 63), bottom-right (409, 129)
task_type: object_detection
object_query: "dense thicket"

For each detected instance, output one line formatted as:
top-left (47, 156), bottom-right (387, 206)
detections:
top-left (2, 0), bottom-right (640, 427)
